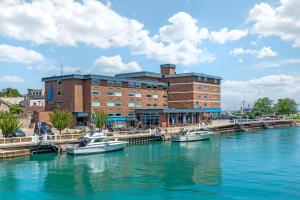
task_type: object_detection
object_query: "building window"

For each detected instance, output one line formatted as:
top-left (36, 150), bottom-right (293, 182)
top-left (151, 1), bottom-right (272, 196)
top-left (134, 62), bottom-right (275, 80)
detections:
top-left (163, 103), bottom-right (168, 106)
top-left (115, 81), bottom-right (122, 87)
top-left (147, 103), bottom-right (151, 107)
top-left (163, 94), bottom-right (168, 98)
top-left (135, 83), bottom-right (142, 88)
top-left (92, 101), bottom-right (100, 107)
top-left (214, 88), bottom-right (218, 92)
top-left (107, 80), bottom-right (114, 87)
top-left (115, 102), bottom-right (122, 107)
top-left (108, 112), bottom-right (114, 117)
top-left (92, 79), bottom-right (100, 85)
top-left (128, 102), bottom-right (135, 107)
top-left (107, 91), bottom-right (114, 96)
top-left (57, 80), bottom-right (62, 85)
top-left (204, 86), bottom-right (208, 91)
top-left (115, 112), bottom-right (122, 117)
top-left (113, 92), bottom-right (122, 97)
top-left (107, 102), bottom-right (115, 107)
top-left (153, 103), bottom-right (158, 107)
top-left (92, 90), bottom-right (100, 96)
top-left (203, 94), bottom-right (208, 99)
top-left (146, 94), bottom-right (152, 98)
top-left (198, 86), bottom-right (202, 90)
top-left (128, 92), bottom-right (135, 97)
top-left (128, 82), bottom-right (135, 88)
top-left (163, 85), bottom-right (168, 89)
top-left (128, 112), bottom-right (135, 117)
top-left (152, 85), bottom-right (158, 90)
top-left (135, 102), bottom-right (141, 108)
top-left (57, 90), bottom-right (62, 96)
top-left (152, 94), bottom-right (159, 98)
top-left (203, 77), bottom-right (208, 82)
top-left (214, 79), bottom-right (218, 84)
top-left (146, 84), bottom-right (152, 89)
top-left (57, 101), bottom-right (62, 108)
top-left (213, 96), bottom-right (218, 100)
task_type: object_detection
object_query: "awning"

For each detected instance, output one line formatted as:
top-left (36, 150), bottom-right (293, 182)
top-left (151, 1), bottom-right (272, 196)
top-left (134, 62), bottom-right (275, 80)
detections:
top-left (203, 108), bottom-right (221, 113)
top-left (72, 112), bottom-right (89, 117)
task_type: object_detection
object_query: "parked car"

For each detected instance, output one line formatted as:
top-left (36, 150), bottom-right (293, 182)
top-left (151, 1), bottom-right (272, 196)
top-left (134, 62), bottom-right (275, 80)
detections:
top-left (34, 122), bottom-right (54, 135)
top-left (8, 129), bottom-right (25, 137)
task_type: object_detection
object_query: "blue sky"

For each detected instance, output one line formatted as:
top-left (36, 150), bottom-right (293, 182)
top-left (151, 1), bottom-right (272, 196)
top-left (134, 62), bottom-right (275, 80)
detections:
top-left (0, 0), bottom-right (299, 110)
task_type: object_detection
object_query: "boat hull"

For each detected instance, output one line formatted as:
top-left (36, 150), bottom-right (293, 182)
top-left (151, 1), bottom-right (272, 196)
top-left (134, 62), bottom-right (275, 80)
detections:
top-left (171, 133), bottom-right (210, 142)
top-left (67, 142), bottom-right (126, 155)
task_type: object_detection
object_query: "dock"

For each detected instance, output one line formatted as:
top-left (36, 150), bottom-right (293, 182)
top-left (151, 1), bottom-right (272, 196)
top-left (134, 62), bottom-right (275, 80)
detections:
top-left (0, 119), bottom-right (295, 159)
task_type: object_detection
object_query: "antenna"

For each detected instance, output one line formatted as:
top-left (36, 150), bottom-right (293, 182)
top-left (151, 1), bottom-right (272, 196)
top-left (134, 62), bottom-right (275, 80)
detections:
top-left (60, 65), bottom-right (63, 75)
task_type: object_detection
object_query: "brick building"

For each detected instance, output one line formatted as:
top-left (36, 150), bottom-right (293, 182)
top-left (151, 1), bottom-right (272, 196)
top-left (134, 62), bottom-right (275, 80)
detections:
top-left (41, 64), bottom-right (221, 128)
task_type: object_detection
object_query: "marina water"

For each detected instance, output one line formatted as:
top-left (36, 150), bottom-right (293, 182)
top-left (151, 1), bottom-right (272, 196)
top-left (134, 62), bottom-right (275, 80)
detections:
top-left (1, 127), bottom-right (300, 200)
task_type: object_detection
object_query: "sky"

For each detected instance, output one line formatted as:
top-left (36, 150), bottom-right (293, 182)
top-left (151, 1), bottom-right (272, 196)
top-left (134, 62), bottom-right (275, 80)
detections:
top-left (0, 0), bottom-right (299, 110)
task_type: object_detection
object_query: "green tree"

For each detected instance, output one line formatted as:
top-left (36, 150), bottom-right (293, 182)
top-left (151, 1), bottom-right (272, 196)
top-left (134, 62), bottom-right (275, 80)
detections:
top-left (9, 105), bottom-right (22, 114)
top-left (49, 109), bottom-right (74, 134)
top-left (252, 97), bottom-right (274, 116)
top-left (92, 110), bottom-right (108, 129)
top-left (274, 98), bottom-right (297, 115)
top-left (0, 88), bottom-right (22, 97)
top-left (0, 112), bottom-right (21, 137)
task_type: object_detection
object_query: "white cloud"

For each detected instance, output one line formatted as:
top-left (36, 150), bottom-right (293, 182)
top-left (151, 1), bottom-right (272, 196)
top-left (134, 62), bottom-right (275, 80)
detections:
top-left (156, 12), bottom-right (209, 44)
top-left (255, 58), bottom-right (300, 68)
top-left (210, 28), bottom-right (248, 44)
top-left (0, 1), bottom-right (245, 65)
top-left (238, 59), bottom-right (243, 63)
top-left (93, 55), bottom-right (141, 74)
top-left (0, 44), bottom-right (44, 64)
top-left (248, 0), bottom-right (300, 47)
top-left (229, 46), bottom-right (277, 58)
top-left (0, 75), bottom-right (25, 82)
top-left (222, 75), bottom-right (300, 110)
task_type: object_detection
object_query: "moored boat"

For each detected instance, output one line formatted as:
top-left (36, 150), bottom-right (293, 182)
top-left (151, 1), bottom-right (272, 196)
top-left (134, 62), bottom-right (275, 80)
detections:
top-left (171, 128), bottom-right (211, 142)
top-left (66, 131), bottom-right (127, 155)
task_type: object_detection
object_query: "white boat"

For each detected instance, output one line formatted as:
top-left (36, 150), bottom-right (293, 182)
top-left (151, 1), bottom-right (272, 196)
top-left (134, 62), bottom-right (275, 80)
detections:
top-left (171, 128), bottom-right (211, 142)
top-left (66, 131), bottom-right (127, 155)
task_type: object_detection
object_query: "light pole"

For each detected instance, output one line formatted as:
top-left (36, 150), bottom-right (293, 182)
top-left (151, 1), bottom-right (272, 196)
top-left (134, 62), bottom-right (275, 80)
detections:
top-left (195, 101), bottom-right (202, 127)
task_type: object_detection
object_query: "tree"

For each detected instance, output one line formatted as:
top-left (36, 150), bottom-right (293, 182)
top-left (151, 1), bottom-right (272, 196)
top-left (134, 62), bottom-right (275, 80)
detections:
top-left (0, 112), bottom-right (21, 137)
top-left (92, 110), bottom-right (108, 129)
top-left (9, 105), bottom-right (22, 114)
top-left (49, 109), bottom-right (74, 134)
top-left (274, 98), bottom-right (297, 115)
top-left (0, 88), bottom-right (22, 97)
top-left (252, 97), bottom-right (274, 116)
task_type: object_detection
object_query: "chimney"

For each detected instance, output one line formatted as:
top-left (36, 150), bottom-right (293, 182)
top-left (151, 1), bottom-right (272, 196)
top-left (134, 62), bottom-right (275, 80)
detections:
top-left (160, 64), bottom-right (176, 75)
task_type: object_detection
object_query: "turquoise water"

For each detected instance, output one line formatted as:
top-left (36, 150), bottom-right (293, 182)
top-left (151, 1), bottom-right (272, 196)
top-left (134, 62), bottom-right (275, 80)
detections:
top-left (1, 127), bottom-right (300, 200)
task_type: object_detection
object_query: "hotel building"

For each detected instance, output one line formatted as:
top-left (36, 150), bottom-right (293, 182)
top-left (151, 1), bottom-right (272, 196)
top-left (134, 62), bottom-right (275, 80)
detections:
top-left (41, 64), bottom-right (221, 128)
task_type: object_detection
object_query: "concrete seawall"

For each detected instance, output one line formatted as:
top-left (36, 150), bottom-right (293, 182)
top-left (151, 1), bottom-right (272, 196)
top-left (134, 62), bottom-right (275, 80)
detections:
top-left (0, 119), bottom-right (295, 159)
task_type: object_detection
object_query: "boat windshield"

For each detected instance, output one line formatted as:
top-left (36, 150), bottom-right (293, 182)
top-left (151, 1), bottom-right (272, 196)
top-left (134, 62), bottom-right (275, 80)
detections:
top-left (92, 137), bottom-right (110, 143)
top-left (178, 128), bottom-right (188, 135)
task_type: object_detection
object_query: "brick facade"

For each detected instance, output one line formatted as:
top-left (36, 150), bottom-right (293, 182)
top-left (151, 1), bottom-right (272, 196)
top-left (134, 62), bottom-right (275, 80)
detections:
top-left (41, 64), bottom-right (221, 128)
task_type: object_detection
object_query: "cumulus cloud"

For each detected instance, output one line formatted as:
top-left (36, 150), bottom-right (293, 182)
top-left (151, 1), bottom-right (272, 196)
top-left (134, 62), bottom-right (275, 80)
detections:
top-left (222, 75), bottom-right (300, 110)
top-left (93, 55), bottom-right (141, 74)
top-left (248, 0), bottom-right (300, 47)
top-left (210, 28), bottom-right (248, 44)
top-left (156, 12), bottom-right (209, 44)
top-left (0, 75), bottom-right (25, 82)
top-left (229, 46), bottom-right (277, 58)
top-left (0, 1), bottom-right (246, 65)
top-left (0, 44), bottom-right (44, 64)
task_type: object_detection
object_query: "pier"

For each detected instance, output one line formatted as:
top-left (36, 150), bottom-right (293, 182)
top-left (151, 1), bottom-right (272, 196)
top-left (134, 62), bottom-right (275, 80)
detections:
top-left (0, 119), bottom-right (295, 159)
